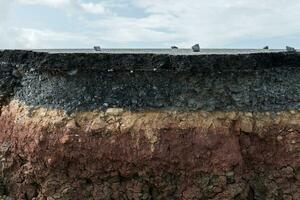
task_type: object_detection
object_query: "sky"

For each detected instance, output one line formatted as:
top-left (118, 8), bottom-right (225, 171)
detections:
top-left (0, 0), bottom-right (300, 49)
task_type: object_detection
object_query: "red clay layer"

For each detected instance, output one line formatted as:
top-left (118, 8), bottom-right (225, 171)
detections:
top-left (0, 103), bottom-right (300, 199)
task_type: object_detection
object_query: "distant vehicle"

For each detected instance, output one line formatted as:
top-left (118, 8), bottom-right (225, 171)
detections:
top-left (192, 44), bottom-right (200, 52)
top-left (171, 46), bottom-right (179, 49)
top-left (94, 46), bottom-right (101, 51)
top-left (263, 46), bottom-right (269, 50)
top-left (286, 46), bottom-right (296, 53)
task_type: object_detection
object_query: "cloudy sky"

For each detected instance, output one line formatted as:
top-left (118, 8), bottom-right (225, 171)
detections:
top-left (0, 0), bottom-right (300, 49)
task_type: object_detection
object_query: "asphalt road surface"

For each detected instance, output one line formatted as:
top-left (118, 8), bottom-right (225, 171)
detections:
top-left (29, 48), bottom-right (288, 55)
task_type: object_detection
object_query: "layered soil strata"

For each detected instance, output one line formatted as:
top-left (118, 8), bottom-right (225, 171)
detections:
top-left (1, 50), bottom-right (300, 199)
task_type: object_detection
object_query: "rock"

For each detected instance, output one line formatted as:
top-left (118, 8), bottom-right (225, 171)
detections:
top-left (226, 171), bottom-right (235, 184)
top-left (60, 134), bottom-right (71, 144)
top-left (192, 44), bottom-right (200, 52)
top-left (263, 46), bottom-right (269, 50)
top-left (171, 46), bottom-right (178, 49)
top-left (88, 119), bottom-right (106, 131)
top-left (106, 108), bottom-right (124, 116)
top-left (282, 166), bottom-right (295, 178)
top-left (286, 46), bottom-right (296, 53)
top-left (66, 119), bottom-right (78, 130)
top-left (67, 69), bottom-right (78, 76)
top-left (94, 46), bottom-right (101, 51)
top-left (277, 135), bottom-right (283, 141)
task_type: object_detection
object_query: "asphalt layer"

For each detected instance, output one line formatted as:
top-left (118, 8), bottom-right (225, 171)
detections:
top-left (30, 48), bottom-right (287, 55)
top-left (1, 50), bottom-right (300, 112)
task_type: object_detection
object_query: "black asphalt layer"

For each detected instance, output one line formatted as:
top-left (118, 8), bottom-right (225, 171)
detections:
top-left (1, 50), bottom-right (300, 113)
top-left (30, 48), bottom-right (286, 55)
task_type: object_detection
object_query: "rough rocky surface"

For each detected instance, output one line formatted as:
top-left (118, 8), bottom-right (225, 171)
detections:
top-left (15, 68), bottom-right (300, 113)
top-left (0, 60), bottom-right (22, 107)
top-left (1, 50), bottom-right (300, 112)
top-left (0, 50), bottom-right (300, 199)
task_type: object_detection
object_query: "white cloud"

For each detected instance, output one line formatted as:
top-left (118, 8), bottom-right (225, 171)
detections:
top-left (17, 0), bottom-right (107, 15)
top-left (1, 0), bottom-right (300, 48)
top-left (126, 0), bottom-right (300, 46)
top-left (80, 2), bottom-right (106, 14)
top-left (84, 14), bottom-right (176, 43)
top-left (17, 0), bottom-right (71, 8)
top-left (0, 27), bottom-right (90, 48)
top-left (0, 0), bottom-right (13, 24)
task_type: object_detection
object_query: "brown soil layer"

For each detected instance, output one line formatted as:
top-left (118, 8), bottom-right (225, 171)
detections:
top-left (1, 101), bottom-right (300, 199)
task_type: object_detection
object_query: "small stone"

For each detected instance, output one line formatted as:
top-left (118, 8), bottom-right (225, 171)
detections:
top-left (53, 193), bottom-right (62, 199)
top-left (286, 46), bottom-right (296, 53)
top-left (290, 110), bottom-right (296, 114)
top-left (62, 187), bottom-right (72, 195)
top-left (89, 119), bottom-right (106, 131)
top-left (34, 134), bottom-right (45, 145)
top-left (106, 108), bottom-right (124, 116)
top-left (12, 69), bottom-right (22, 77)
top-left (192, 44), bottom-right (200, 52)
top-left (226, 171), bottom-right (235, 184)
top-left (245, 112), bottom-right (253, 117)
top-left (94, 46), bottom-right (101, 51)
top-left (277, 136), bottom-right (283, 141)
top-left (47, 158), bottom-right (53, 164)
top-left (66, 120), bottom-right (78, 130)
top-left (60, 134), bottom-right (71, 144)
top-left (282, 166), bottom-right (295, 178)
top-left (67, 69), bottom-right (78, 76)
top-left (103, 103), bottom-right (109, 107)
top-left (240, 118), bottom-right (253, 133)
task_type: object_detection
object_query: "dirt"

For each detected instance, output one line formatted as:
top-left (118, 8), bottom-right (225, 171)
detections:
top-left (0, 101), bottom-right (299, 199)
